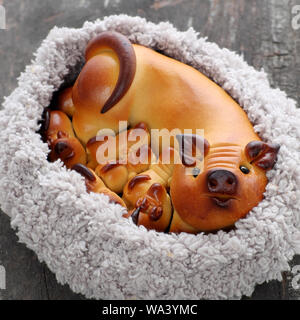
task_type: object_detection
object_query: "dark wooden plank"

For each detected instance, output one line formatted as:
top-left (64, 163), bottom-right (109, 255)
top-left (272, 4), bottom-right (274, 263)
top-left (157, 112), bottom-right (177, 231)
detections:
top-left (0, 0), bottom-right (299, 300)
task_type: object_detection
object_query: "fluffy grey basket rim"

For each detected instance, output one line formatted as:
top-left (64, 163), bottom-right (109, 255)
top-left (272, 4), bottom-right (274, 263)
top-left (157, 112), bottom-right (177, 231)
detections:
top-left (0, 14), bottom-right (299, 300)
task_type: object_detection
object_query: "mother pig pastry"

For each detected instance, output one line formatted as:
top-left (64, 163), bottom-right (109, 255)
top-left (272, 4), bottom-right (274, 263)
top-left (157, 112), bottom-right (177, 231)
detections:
top-left (42, 31), bottom-right (280, 234)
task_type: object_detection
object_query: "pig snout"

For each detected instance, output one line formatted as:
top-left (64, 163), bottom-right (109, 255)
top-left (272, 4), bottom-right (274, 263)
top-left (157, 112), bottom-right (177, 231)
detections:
top-left (207, 170), bottom-right (237, 195)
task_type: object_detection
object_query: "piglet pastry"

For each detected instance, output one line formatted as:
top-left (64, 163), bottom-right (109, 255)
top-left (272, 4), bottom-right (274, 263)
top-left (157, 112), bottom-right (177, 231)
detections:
top-left (43, 31), bottom-right (280, 234)
top-left (41, 109), bottom-right (86, 169)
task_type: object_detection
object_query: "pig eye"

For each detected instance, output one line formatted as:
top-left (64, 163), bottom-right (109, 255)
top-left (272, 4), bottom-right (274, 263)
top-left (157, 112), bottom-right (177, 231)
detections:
top-left (240, 165), bottom-right (250, 174)
top-left (192, 167), bottom-right (200, 177)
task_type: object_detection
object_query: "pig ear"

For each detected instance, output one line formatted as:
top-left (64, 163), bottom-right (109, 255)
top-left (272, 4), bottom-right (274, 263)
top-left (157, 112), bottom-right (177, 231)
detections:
top-left (176, 134), bottom-right (210, 167)
top-left (245, 141), bottom-right (280, 170)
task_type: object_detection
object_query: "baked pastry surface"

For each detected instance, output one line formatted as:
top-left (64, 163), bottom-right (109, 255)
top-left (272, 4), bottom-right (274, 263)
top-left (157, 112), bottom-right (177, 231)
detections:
top-left (41, 31), bottom-right (280, 234)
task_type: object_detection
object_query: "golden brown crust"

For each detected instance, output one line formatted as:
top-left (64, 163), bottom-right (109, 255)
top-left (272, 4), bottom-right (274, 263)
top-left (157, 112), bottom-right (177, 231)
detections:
top-left (43, 32), bottom-right (280, 234)
top-left (49, 137), bottom-right (86, 169)
top-left (95, 162), bottom-right (128, 194)
top-left (57, 87), bottom-right (75, 117)
top-left (45, 110), bottom-right (87, 169)
top-left (122, 151), bottom-right (175, 232)
top-left (124, 182), bottom-right (172, 232)
top-left (46, 110), bottom-right (74, 142)
top-left (72, 164), bottom-right (126, 206)
top-left (85, 31), bottom-right (136, 114)
top-left (169, 210), bottom-right (199, 234)
top-left (170, 150), bottom-right (268, 232)
top-left (85, 122), bottom-right (153, 193)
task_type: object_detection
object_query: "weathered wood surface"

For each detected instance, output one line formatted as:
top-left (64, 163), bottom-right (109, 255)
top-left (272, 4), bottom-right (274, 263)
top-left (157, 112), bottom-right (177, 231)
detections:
top-left (0, 0), bottom-right (299, 300)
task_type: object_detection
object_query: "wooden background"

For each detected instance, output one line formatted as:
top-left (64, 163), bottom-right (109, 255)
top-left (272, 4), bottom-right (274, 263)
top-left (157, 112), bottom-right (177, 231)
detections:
top-left (0, 0), bottom-right (299, 300)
